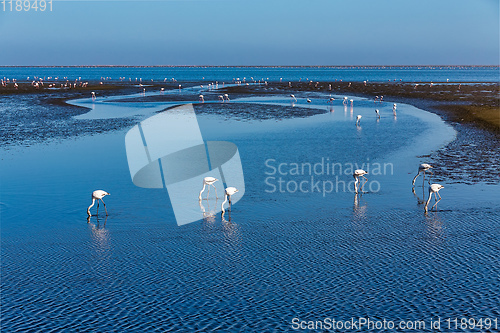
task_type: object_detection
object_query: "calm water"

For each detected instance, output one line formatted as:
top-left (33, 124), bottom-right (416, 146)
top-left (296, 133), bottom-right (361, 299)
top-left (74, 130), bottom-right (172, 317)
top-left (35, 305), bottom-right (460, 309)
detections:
top-left (1, 78), bottom-right (499, 331)
top-left (1, 66), bottom-right (499, 83)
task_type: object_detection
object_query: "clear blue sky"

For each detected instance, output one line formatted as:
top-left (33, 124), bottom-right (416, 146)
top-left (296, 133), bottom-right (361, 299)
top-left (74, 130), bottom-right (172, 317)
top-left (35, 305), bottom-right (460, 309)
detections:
top-left (0, 0), bottom-right (498, 66)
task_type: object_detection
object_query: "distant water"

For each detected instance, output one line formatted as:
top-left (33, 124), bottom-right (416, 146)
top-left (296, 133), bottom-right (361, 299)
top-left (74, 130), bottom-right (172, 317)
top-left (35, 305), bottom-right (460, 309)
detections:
top-left (1, 66), bottom-right (499, 83)
top-left (1, 81), bottom-right (499, 331)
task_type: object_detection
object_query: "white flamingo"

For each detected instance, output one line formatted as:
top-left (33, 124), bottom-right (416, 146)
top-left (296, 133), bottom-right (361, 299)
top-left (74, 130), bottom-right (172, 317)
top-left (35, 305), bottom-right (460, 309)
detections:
top-left (343, 96), bottom-right (348, 105)
top-left (199, 95), bottom-right (205, 103)
top-left (87, 190), bottom-right (110, 217)
top-left (306, 99), bottom-right (312, 103)
top-left (221, 187), bottom-right (238, 213)
top-left (353, 169), bottom-right (368, 193)
top-left (355, 115), bottom-right (362, 125)
top-left (350, 99), bottom-right (354, 106)
top-left (199, 177), bottom-right (218, 200)
top-left (290, 94), bottom-right (297, 103)
top-left (392, 103), bottom-right (397, 115)
top-left (224, 94), bottom-right (230, 101)
top-left (218, 95), bottom-right (224, 102)
top-left (328, 97), bottom-right (335, 104)
top-left (412, 163), bottom-right (433, 186)
top-left (375, 109), bottom-right (380, 118)
top-left (91, 92), bottom-right (96, 100)
top-left (425, 184), bottom-right (444, 212)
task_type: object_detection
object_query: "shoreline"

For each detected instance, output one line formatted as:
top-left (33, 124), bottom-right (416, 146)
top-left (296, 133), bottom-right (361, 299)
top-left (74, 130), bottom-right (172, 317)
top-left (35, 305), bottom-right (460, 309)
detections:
top-left (225, 81), bottom-right (500, 133)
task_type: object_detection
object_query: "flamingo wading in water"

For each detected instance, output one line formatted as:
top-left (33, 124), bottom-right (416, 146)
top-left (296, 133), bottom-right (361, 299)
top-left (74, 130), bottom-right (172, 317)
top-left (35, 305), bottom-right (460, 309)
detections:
top-left (412, 163), bottom-right (433, 186)
top-left (356, 115), bottom-right (362, 125)
top-left (221, 187), bottom-right (238, 213)
top-left (199, 177), bottom-right (218, 200)
top-left (87, 190), bottom-right (110, 217)
top-left (353, 169), bottom-right (368, 193)
top-left (425, 184), bottom-right (444, 212)
top-left (290, 94), bottom-right (297, 103)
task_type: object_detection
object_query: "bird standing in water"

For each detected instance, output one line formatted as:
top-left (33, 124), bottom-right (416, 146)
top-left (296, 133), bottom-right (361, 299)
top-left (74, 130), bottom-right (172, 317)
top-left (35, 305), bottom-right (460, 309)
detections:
top-left (375, 109), bottom-right (380, 118)
top-left (356, 115), bottom-right (362, 126)
top-left (412, 163), bottom-right (433, 186)
top-left (353, 169), bottom-right (368, 193)
top-left (425, 184), bottom-right (444, 212)
top-left (221, 187), bottom-right (238, 213)
top-left (199, 177), bottom-right (218, 200)
top-left (87, 190), bottom-right (110, 217)
top-left (290, 94), bottom-right (297, 103)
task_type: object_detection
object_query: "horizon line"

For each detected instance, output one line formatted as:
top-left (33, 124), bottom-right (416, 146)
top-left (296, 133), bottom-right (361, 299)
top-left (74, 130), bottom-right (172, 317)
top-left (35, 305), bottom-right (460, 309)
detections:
top-left (1, 65), bottom-right (498, 68)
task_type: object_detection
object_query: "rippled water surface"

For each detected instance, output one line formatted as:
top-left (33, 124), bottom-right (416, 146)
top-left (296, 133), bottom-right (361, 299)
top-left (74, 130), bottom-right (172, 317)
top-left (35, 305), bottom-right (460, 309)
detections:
top-left (1, 86), bottom-right (499, 332)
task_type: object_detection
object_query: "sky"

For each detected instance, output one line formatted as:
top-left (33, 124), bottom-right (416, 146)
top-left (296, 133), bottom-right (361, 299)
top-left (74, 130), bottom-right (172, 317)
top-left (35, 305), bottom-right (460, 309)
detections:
top-left (0, 0), bottom-right (498, 66)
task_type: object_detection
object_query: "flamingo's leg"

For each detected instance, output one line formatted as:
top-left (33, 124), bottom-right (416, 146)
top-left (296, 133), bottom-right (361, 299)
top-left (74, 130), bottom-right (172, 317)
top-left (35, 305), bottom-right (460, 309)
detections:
top-left (432, 196), bottom-right (441, 210)
top-left (212, 185), bottom-right (218, 199)
top-left (97, 200), bottom-right (99, 215)
top-left (101, 199), bottom-right (108, 216)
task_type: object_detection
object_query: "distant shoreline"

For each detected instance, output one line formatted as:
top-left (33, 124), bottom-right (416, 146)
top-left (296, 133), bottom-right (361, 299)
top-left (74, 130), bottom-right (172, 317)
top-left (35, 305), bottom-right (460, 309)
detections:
top-left (1, 65), bottom-right (499, 69)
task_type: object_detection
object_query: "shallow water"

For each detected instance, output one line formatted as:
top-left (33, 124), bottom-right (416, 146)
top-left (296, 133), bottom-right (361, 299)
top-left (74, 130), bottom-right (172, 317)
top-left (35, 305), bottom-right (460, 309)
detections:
top-left (1, 87), bottom-right (499, 331)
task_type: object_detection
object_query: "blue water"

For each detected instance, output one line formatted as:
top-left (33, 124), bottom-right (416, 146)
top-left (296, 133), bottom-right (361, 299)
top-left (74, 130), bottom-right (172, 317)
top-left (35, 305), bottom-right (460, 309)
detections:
top-left (1, 66), bottom-right (499, 83)
top-left (1, 80), bottom-right (499, 331)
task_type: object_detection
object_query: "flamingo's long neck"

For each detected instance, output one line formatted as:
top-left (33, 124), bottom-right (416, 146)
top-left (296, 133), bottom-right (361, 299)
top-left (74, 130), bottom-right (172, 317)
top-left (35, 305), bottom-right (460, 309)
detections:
top-left (221, 194), bottom-right (228, 212)
top-left (87, 198), bottom-right (96, 216)
top-left (198, 184), bottom-right (206, 200)
top-left (424, 189), bottom-right (433, 211)
top-left (354, 176), bottom-right (359, 192)
top-left (412, 170), bottom-right (421, 185)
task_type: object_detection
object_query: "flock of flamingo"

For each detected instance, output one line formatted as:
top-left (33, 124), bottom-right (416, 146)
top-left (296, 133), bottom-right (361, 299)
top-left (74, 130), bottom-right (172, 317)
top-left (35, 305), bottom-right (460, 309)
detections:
top-left (86, 89), bottom-right (445, 220)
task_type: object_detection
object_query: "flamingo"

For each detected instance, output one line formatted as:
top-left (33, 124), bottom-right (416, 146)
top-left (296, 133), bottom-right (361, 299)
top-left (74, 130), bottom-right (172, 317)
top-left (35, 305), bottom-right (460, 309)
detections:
top-left (218, 95), bottom-right (224, 102)
top-left (199, 95), bottom-right (205, 103)
top-left (224, 94), bottom-right (230, 101)
top-left (353, 169), bottom-right (368, 193)
top-left (350, 99), bottom-right (354, 106)
top-left (290, 94), bottom-right (297, 103)
top-left (375, 109), bottom-right (380, 118)
top-left (355, 115), bottom-right (362, 125)
top-left (328, 97), bottom-right (335, 104)
top-left (306, 99), bottom-right (312, 103)
top-left (392, 103), bottom-right (397, 115)
top-left (91, 92), bottom-right (96, 100)
top-left (87, 190), bottom-right (110, 217)
top-left (199, 177), bottom-right (218, 200)
top-left (221, 187), bottom-right (238, 213)
top-left (412, 163), bottom-right (433, 186)
top-left (343, 96), bottom-right (348, 105)
top-left (425, 184), bottom-right (444, 212)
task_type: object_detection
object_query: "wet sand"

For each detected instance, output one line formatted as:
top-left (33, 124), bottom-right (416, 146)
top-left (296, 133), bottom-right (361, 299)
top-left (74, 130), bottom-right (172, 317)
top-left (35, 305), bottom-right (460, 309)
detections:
top-left (221, 81), bottom-right (500, 132)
